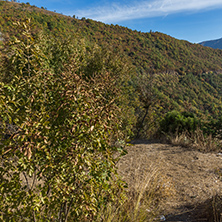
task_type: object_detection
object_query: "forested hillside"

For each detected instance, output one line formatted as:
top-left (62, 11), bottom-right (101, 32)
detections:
top-left (1, 1), bottom-right (222, 74)
top-left (1, 0), bottom-right (222, 137)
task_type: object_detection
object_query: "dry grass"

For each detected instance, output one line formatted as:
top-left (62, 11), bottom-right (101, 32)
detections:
top-left (95, 156), bottom-right (176, 222)
top-left (168, 131), bottom-right (192, 147)
top-left (164, 129), bottom-right (222, 221)
top-left (192, 128), bottom-right (221, 152)
top-left (167, 128), bottom-right (221, 152)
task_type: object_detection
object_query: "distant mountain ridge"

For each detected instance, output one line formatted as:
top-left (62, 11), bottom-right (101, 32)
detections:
top-left (199, 38), bottom-right (222, 49)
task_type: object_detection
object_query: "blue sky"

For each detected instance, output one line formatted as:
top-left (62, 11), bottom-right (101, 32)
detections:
top-left (19, 0), bottom-right (222, 43)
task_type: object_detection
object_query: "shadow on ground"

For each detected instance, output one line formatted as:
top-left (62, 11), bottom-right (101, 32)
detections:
top-left (165, 195), bottom-right (222, 222)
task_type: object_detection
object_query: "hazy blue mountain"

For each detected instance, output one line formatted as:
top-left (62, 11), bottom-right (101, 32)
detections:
top-left (199, 38), bottom-right (222, 49)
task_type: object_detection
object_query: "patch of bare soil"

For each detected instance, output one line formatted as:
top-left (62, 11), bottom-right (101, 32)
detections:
top-left (117, 140), bottom-right (222, 222)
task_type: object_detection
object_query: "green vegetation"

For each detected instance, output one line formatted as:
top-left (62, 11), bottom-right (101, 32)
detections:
top-left (159, 110), bottom-right (200, 135)
top-left (1, 1), bottom-right (222, 75)
top-left (0, 19), bottom-right (137, 221)
top-left (1, 1), bottom-right (222, 138)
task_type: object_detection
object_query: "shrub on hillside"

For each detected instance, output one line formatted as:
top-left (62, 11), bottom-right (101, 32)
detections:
top-left (159, 110), bottom-right (200, 135)
top-left (0, 19), bottom-right (135, 221)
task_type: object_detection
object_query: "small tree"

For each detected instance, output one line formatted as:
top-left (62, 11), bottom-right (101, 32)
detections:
top-left (135, 71), bottom-right (158, 138)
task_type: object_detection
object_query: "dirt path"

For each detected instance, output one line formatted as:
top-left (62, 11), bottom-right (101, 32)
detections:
top-left (117, 140), bottom-right (222, 221)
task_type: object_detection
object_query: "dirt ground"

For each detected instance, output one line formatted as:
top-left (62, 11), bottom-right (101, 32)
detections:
top-left (117, 140), bottom-right (222, 222)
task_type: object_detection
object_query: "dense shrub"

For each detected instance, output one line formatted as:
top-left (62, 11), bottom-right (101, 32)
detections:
top-left (159, 110), bottom-right (200, 135)
top-left (0, 19), bottom-right (133, 221)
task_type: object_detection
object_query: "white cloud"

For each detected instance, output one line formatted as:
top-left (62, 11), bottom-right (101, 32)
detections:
top-left (74, 0), bottom-right (222, 23)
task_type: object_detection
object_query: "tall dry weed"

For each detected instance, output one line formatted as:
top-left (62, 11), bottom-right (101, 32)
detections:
top-left (192, 128), bottom-right (220, 152)
top-left (168, 131), bottom-right (192, 147)
top-left (167, 128), bottom-right (220, 152)
top-left (96, 157), bottom-right (175, 222)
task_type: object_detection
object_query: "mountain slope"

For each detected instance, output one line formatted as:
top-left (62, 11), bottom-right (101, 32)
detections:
top-left (199, 38), bottom-right (222, 49)
top-left (1, 1), bottom-right (222, 75)
top-left (1, 1), bottom-right (222, 137)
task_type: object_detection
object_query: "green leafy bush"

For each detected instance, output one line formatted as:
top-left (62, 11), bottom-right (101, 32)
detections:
top-left (0, 19), bottom-right (130, 221)
top-left (159, 110), bottom-right (200, 135)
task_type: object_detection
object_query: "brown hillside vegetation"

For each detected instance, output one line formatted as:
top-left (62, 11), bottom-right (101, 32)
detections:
top-left (117, 140), bottom-right (222, 221)
top-left (1, 1), bottom-right (222, 75)
top-left (2, 1), bottom-right (222, 133)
